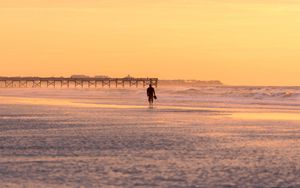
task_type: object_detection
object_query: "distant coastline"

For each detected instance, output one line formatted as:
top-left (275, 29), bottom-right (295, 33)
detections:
top-left (159, 80), bottom-right (223, 86)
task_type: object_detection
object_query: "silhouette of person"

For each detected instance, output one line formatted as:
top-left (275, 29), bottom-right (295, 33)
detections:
top-left (147, 84), bottom-right (156, 105)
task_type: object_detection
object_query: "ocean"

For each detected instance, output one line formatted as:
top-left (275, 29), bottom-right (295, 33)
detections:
top-left (0, 86), bottom-right (300, 187)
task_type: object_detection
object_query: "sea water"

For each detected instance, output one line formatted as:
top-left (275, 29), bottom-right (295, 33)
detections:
top-left (0, 86), bottom-right (299, 187)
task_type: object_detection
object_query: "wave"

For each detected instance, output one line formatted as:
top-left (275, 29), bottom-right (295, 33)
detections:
top-left (169, 87), bottom-right (300, 100)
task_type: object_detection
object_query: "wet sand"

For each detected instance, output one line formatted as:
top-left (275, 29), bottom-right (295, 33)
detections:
top-left (0, 88), bottom-right (299, 187)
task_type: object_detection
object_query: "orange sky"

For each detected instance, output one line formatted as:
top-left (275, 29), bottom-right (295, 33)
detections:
top-left (0, 0), bottom-right (300, 85)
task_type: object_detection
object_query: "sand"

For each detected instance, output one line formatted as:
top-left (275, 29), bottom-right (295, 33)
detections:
top-left (0, 87), bottom-right (299, 187)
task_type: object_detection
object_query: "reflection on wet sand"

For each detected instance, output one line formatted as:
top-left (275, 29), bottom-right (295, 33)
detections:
top-left (0, 96), bottom-right (223, 112)
top-left (1, 96), bottom-right (300, 122)
top-left (231, 112), bottom-right (300, 121)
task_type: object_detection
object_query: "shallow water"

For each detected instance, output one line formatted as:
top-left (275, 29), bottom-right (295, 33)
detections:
top-left (0, 87), bottom-right (300, 187)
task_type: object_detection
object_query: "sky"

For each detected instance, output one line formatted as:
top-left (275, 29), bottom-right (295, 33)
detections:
top-left (0, 0), bottom-right (300, 85)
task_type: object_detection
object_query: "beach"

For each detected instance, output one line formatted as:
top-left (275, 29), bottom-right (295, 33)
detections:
top-left (0, 87), bottom-right (300, 187)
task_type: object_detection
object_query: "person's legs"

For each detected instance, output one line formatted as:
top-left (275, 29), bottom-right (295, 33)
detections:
top-left (148, 96), bottom-right (154, 105)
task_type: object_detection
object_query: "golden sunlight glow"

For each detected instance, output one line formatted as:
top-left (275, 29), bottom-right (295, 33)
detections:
top-left (231, 112), bottom-right (300, 121)
top-left (1, 0), bottom-right (300, 85)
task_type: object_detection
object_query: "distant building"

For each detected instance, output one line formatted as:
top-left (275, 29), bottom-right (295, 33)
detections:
top-left (95, 75), bottom-right (110, 79)
top-left (71, 75), bottom-right (90, 78)
top-left (124, 75), bottom-right (134, 79)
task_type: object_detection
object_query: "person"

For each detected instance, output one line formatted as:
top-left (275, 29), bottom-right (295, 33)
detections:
top-left (147, 84), bottom-right (156, 105)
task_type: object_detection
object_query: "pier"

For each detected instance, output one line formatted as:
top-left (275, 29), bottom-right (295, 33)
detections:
top-left (0, 77), bottom-right (158, 88)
